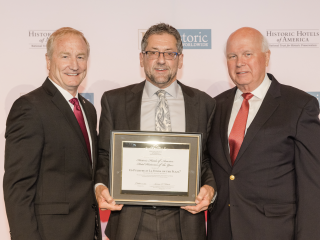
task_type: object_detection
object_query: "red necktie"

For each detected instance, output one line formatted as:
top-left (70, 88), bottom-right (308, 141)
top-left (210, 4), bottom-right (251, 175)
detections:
top-left (228, 93), bottom-right (254, 166)
top-left (69, 98), bottom-right (92, 163)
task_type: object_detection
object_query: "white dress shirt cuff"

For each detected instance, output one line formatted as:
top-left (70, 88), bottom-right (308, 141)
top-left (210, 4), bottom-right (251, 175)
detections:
top-left (94, 183), bottom-right (107, 192)
top-left (211, 191), bottom-right (217, 204)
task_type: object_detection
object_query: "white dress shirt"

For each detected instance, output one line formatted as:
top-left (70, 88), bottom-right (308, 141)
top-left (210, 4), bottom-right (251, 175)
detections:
top-left (49, 78), bottom-right (93, 166)
top-left (141, 80), bottom-right (185, 132)
top-left (228, 74), bottom-right (272, 139)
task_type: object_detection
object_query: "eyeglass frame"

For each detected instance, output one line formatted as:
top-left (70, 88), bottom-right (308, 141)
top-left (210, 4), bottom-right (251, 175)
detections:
top-left (141, 51), bottom-right (181, 60)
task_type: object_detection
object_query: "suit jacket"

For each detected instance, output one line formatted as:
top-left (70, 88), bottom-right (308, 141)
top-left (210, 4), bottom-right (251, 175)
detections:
top-left (95, 80), bottom-right (216, 240)
top-left (207, 73), bottom-right (320, 240)
top-left (3, 78), bottom-right (102, 240)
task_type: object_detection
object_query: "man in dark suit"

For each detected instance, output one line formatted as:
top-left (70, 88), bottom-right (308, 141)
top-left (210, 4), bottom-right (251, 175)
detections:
top-left (95, 23), bottom-right (216, 240)
top-left (207, 27), bottom-right (320, 240)
top-left (3, 27), bottom-right (101, 240)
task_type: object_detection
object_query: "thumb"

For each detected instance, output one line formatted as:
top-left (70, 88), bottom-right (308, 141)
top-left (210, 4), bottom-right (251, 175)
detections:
top-left (195, 187), bottom-right (206, 204)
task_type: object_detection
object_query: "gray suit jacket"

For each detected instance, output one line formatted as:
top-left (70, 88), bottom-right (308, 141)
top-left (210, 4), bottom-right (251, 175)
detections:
top-left (4, 78), bottom-right (101, 240)
top-left (95, 80), bottom-right (216, 240)
top-left (207, 73), bottom-right (320, 240)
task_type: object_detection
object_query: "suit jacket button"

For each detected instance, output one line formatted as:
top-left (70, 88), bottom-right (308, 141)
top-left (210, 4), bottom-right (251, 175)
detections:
top-left (230, 175), bottom-right (235, 180)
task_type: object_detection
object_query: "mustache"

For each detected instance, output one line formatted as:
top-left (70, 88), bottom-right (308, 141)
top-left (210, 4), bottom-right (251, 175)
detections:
top-left (153, 64), bottom-right (169, 70)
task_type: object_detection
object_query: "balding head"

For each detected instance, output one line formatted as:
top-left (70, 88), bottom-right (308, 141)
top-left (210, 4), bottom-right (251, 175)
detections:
top-left (226, 27), bottom-right (269, 55)
top-left (226, 27), bottom-right (271, 93)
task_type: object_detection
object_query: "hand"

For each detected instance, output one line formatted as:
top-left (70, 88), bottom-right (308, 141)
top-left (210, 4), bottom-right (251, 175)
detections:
top-left (95, 185), bottom-right (123, 211)
top-left (181, 185), bottom-right (214, 214)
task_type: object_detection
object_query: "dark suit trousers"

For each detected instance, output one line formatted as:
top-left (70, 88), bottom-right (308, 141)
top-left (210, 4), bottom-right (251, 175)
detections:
top-left (134, 207), bottom-right (182, 240)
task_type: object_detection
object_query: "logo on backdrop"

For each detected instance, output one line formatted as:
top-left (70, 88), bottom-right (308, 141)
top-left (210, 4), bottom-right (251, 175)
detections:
top-left (29, 30), bottom-right (54, 49)
top-left (80, 93), bottom-right (94, 105)
top-left (138, 29), bottom-right (212, 50)
top-left (178, 29), bottom-right (211, 49)
top-left (266, 29), bottom-right (319, 48)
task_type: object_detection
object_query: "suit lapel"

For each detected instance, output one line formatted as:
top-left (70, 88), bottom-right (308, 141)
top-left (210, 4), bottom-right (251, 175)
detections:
top-left (220, 88), bottom-right (237, 166)
top-left (233, 74), bottom-right (281, 166)
top-left (178, 81), bottom-right (199, 132)
top-left (42, 79), bottom-right (91, 165)
top-left (126, 81), bottom-right (145, 130)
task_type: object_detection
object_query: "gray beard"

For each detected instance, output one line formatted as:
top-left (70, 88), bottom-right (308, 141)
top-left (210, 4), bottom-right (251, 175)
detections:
top-left (146, 72), bottom-right (176, 88)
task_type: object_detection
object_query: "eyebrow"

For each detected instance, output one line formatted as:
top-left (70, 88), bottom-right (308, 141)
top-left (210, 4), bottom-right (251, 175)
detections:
top-left (149, 47), bottom-right (175, 51)
top-left (60, 52), bottom-right (87, 56)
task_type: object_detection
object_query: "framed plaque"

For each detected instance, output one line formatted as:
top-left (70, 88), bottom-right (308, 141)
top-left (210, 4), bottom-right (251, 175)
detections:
top-left (109, 131), bottom-right (202, 206)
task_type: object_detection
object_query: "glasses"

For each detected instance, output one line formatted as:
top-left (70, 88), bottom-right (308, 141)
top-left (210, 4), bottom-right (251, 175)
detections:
top-left (142, 51), bottom-right (180, 60)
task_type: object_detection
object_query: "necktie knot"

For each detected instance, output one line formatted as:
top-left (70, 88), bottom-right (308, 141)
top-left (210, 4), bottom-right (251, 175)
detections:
top-left (242, 93), bottom-right (254, 101)
top-left (156, 90), bottom-right (166, 98)
top-left (69, 98), bottom-right (81, 111)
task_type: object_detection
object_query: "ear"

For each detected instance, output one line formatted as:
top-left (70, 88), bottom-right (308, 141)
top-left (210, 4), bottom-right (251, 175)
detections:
top-left (178, 53), bottom-right (184, 69)
top-left (45, 53), bottom-right (51, 71)
top-left (265, 50), bottom-right (271, 67)
top-left (139, 52), bottom-right (144, 67)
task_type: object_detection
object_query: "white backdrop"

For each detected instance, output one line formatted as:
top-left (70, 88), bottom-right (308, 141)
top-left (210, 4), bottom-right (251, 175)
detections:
top-left (1, 0), bottom-right (320, 239)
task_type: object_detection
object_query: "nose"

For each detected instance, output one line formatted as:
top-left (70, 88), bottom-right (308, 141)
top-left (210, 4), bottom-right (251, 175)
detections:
top-left (156, 52), bottom-right (166, 64)
top-left (69, 57), bottom-right (79, 71)
top-left (236, 56), bottom-right (245, 67)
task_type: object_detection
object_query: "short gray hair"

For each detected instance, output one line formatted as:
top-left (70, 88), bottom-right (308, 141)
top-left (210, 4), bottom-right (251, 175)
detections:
top-left (141, 23), bottom-right (183, 53)
top-left (261, 35), bottom-right (269, 52)
top-left (46, 27), bottom-right (90, 59)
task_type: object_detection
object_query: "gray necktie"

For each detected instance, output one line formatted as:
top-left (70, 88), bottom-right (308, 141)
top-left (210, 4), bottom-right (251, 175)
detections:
top-left (155, 90), bottom-right (172, 132)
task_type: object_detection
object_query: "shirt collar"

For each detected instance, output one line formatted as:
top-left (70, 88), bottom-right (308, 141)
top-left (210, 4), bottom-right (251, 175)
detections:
top-left (145, 80), bottom-right (179, 98)
top-left (235, 74), bottom-right (271, 100)
top-left (48, 78), bottom-right (79, 101)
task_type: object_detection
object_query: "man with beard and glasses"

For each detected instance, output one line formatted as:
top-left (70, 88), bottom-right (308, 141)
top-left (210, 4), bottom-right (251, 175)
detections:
top-left (94, 23), bottom-right (217, 240)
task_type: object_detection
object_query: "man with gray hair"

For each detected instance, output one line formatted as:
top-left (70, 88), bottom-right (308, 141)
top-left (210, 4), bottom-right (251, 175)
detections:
top-left (207, 27), bottom-right (320, 240)
top-left (4, 27), bottom-right (101, 240)
top-left (95, 23), bottom-right (216, 240)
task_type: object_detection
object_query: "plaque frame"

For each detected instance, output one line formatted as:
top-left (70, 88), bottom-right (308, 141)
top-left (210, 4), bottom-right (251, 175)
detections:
top-left (109, 131), bottom-right (202, 206)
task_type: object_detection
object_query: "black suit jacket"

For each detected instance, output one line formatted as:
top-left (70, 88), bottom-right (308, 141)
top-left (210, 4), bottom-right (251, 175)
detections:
top-left (95, 80), bottom-right (216, 240)
top-left (3, 78), bottom-right (102, 240)
top-left (207, 73), bottom-right (320, 240)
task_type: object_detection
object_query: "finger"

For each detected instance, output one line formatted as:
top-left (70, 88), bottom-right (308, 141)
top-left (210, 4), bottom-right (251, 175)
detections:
top-left (101, 188), bottom-right (111, 200)
top-left (195, 187), bottom-right (207, 204)
top-left (203, 185), bottom-right (214, 199)
top-left (99, 188), bottom-right (116, 205)
top-left (186, 209), bottom-right (199, 214)
top-left (182, 201), bottom-right (209, 213)
top-left (107, 204), bottom-right (123, 211)
top-left (95, 186), bottom-right (109, 201)
top-left (99, 201), bottom-right (123, 211)
top-left (111, 204), bottom-right (123, 211)
top-left (184, 205), bottom-right (208, 214)
top-left (98, 201), bottom-right (110, 209)
top-left (195, 193), bottom-right (204, 204)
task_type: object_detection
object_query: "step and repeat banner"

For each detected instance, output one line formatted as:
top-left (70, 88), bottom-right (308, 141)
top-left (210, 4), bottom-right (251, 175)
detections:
top-left (1, 0), bottom-right (320, 239)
